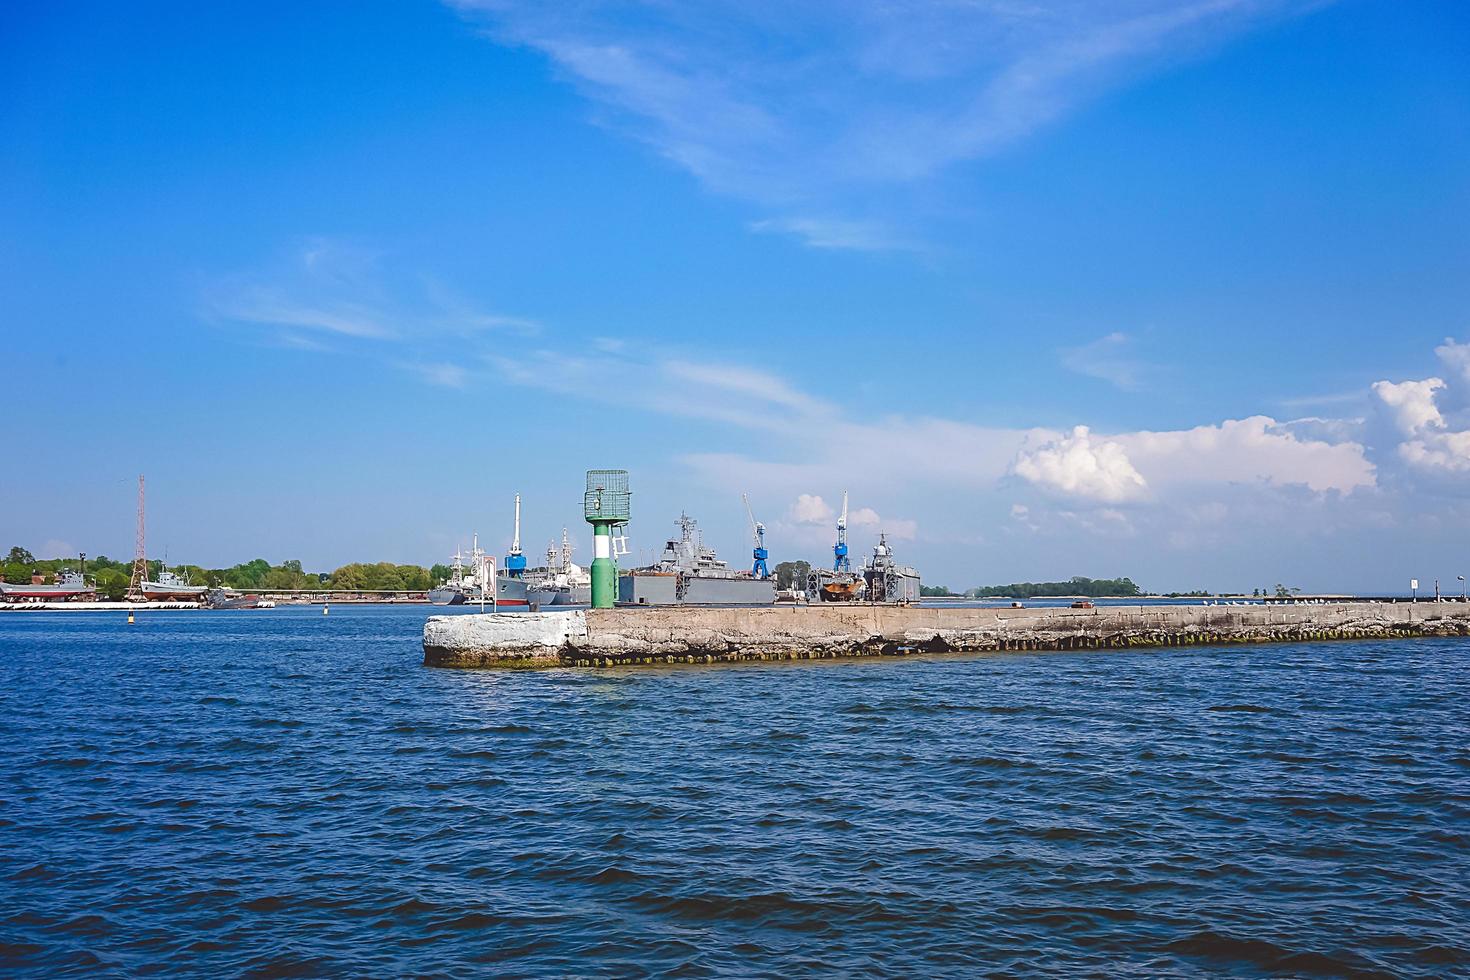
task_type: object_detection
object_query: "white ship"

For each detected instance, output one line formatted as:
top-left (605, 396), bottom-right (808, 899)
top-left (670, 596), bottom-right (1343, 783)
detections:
top-left (140, 567), bottom-right (208, 601)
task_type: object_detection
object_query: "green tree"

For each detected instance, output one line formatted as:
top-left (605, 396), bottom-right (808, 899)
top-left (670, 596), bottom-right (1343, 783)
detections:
top-left (396, 565), bottom-right (430, 591)
top-left (921, 584), bottom-right (955, 597)
top-left (430, 563), bottom-right (453, 584)
top-left (6, 546), bottom-right (35, 565)
top-left (363, 562), bottom-right (406, 591)
top-left (967, 576), bottom-right (1144, 599)
top-left (330, 564), bottom-right (368, 590)
top-left (3, 563), bottom-right (33, 584)
top-left (95, 569), bottom-right (128, 601)
top-left (773, 560), bottom-right (811, 590)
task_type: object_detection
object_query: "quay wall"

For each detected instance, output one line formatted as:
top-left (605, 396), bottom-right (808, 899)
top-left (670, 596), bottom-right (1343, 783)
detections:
top-left (422, 602), bottom-right (1470, 669)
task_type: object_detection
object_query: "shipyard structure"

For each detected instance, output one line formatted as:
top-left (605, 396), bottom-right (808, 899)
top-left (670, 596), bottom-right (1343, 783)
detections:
top-left (426, 472), bottom-right (920, 610)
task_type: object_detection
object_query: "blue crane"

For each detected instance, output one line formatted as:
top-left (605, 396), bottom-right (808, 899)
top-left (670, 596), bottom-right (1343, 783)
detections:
top-left (833, 490), bottom-right (850, 572)
top-left (742, 493), bottom-right (770, 579)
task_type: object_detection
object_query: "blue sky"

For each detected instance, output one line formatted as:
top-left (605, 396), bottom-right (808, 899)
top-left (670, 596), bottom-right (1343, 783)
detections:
top-left (3, 0), bottom-right (1469, 592)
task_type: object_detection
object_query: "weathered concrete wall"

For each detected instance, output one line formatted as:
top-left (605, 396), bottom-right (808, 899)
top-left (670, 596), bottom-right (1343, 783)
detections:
top-left (423, 611), bottom-right (586, 668)
top-left (423, 602), bottom-right (1470, 669)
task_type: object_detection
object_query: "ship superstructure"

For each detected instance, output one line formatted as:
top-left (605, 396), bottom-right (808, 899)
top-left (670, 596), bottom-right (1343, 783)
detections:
top-left (527, 527), bottom-right (591, 606)
top-left (619, 513), bottom-right (774, 606)
top-left (861, 532), bottom-right (921, 604)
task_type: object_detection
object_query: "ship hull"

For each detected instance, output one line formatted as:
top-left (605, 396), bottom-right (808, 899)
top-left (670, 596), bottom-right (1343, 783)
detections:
top-left (0, 583), bottom-right (95, 600)
top-left (140, 583), bottom-right (209, 601)
top-left (529, 585), bottom-right (592, 607)
top-left (619, 573), bottom-right (774, 606)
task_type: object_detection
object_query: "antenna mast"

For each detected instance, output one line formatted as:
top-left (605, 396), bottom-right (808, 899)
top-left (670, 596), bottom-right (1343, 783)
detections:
top-left (833, 489), bottom-right (850, 572)
top-left (128, 475), bottom-right (147, 599)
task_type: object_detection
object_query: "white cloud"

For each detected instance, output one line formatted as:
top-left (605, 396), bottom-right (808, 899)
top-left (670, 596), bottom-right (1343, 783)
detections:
top-left (787, 493), bottom-right (833, 525)
top-left (846, 506), bottom-right (917, 540)
top-left (1372, 378), bottom-right (1445, 436)
top-left (1435, 338), bottom-right (1470, 385)
top-left (1368, 340), bottom-right (1470, 476)
top-left (1399, 430), bottom-right (1470, 473)
top-left (1013, 425), bottom-right (1149, 502)
top-left (1117, 416), bottom-right (1375, 493)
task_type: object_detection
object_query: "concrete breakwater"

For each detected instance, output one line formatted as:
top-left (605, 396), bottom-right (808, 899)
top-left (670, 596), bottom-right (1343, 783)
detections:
top-left (422, 602), bottom-right (1470, 669)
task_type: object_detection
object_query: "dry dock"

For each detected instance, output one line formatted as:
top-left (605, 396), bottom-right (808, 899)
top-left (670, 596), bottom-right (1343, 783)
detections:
top-left (423, 602), bottom-right (1470, 669)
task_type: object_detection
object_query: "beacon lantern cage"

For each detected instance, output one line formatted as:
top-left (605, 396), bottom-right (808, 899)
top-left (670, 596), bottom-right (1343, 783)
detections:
top-left (585, 470), bottom-right (630, 609)
top-left (584, 470), bottom-right (631, 522)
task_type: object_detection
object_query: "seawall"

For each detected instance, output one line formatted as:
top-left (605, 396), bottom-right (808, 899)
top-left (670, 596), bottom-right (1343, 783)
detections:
top-left (422, 602), bottom-right (1470, 669)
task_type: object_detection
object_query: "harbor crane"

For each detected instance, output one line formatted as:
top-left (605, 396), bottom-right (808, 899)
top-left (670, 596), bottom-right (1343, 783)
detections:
top-left (833, 490), bottom-right (850, 572)
top-left (742, 492), bottom-right (769, 579)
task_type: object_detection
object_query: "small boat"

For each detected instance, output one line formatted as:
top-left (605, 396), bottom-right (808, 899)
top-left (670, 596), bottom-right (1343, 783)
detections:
top-left (0, 569), bottom-right (95, 601)
top-left (820, 578), bottom-right (864, 602)
top-left (1070, 599), bottom-right (1095, 609)
top-left (205, 588), bottom-right (265, 609)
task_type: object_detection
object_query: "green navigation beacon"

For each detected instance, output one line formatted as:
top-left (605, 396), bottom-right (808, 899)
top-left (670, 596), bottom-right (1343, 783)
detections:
top-left (584, 470), bottom-right (630, 609)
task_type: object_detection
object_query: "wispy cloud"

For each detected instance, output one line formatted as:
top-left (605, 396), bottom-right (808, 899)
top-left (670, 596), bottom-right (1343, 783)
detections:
top-left (1059, 332), bottom-right (1151, 390)
top-left (402, 361), bottom-right (470, 389)
top-left (205, 238), bottom-right (538, 365)
top-left (451, 0), bottom-right (1328, 246)
top-left (748, 216), bottom-right (918, 252)
top-left (1277, 390), bottom-right (1368, 410)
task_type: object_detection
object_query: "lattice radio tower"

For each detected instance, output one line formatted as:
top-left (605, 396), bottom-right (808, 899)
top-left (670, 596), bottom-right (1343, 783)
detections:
top-left (127, 475), bottom-right (147, 600)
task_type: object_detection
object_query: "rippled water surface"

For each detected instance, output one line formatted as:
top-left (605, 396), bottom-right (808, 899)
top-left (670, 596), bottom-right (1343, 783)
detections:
top-left (2, 606), bottom-right (1467, 977)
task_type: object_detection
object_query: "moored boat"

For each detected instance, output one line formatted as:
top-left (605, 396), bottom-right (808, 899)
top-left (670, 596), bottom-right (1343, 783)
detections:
top-left (205, 588), bottom-right (267, 609)
top-left (140, 568), bottom-right (208, 601)
top-left (0, 569), bottom-right (96, 601)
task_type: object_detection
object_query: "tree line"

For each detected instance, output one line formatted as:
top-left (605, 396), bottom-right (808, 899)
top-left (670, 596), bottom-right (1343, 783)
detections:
top-left (944, 576), bottom-right (1144, 598)
top-left (4, 546), bottom-right (453, 601)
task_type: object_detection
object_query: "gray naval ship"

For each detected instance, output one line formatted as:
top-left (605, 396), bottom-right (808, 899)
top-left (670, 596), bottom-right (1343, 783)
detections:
top-left (861, 532), bottom-right (921, 603)
top-left (809, 532), bottom-right (922, 603)
top-left (527, 528), bottom-right (592, 607)
top-left (619, 513), bottom-right (775, 606)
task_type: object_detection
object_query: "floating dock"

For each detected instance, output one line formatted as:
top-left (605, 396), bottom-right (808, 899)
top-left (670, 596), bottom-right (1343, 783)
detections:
top-left (423, 601), bottom-right (1470, 669)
